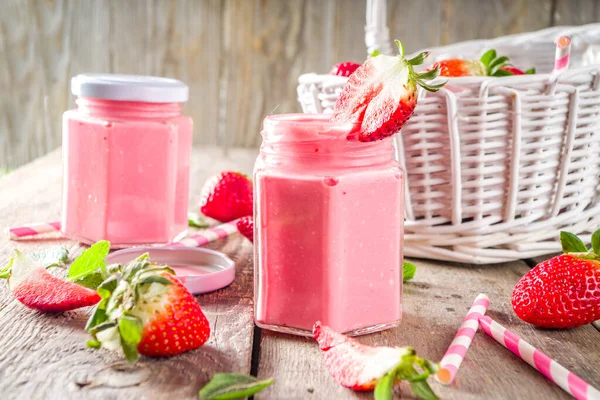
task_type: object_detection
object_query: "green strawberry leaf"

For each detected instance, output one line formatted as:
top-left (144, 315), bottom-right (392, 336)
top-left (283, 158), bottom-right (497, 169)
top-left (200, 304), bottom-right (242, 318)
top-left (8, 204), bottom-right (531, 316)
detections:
top-left (489, 56), bottom-right (510, 72)
top-left (0, 256), bottom-right (14, 279)
top-left (492, 69), bottom-right (514, 77)
top-left (97, 275), bottom-right (119, 299)
top-left (374, 369), bottom-right (396, 400)
top-left (86, 339), bottom-right (102, 349)
top-left (525, 67), bottom-right (536, 74)
top-left (199, 373), bottom-right (274, 400)
top-left (67, 241), bottom-right (111, 282)
top-left (31, 246), bottom-right (69, 268)
top-left (560, 231), bottom-right (588, 253)
top-left (120, 336), bottom-right (139, 364)
top-left (371, 49), bottom-right (381, 57)
top-left (591, 229), bottom-right (600, 256)
top-left (408, 51), bottom-right (430, 67)
top-left (410, 380), bottom-right (439, 400)
top-left (480, 49), bottom-right (497, 67)
top-left (138, 276), bottom-right (172, 286)
top-left (85, 299), bottom-right (109, 331)
top-left (395, 40), bottom-right (405, 57)
top-left (119, 314), bottom-right (143, 345)
top-left (189, 212), bottom-right (210, 228)
top-left (403, 261), bottom-right (417, 281)
top-left (416, 68), bottom-right (439, 81)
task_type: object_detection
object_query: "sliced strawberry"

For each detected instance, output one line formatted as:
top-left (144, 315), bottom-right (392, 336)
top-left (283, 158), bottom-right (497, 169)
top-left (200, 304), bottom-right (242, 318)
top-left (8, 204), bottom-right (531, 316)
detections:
top-left (313, 322), bottom-right (439, 398)
top-left (329, 61), bottom-right (362, 77)
top-left (332, 40), bottom-right (444, 142)
top-left (3, 250), bottom-right (100, 312)
top-left (236, 216), bottom-right (254, 243)
top-left (86, 254), bottom-right (210, 363)
top-left (200, 171), bottom-right (253, 222)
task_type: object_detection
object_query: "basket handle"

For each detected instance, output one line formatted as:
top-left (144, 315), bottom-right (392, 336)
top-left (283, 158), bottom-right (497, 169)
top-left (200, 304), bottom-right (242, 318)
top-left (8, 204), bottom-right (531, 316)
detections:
top-left (365, 0), bottom-right (393, 56)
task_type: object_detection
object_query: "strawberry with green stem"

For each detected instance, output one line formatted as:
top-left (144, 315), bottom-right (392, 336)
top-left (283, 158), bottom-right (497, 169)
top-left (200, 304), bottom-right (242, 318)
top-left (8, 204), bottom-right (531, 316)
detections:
top-left (85, 253), bottom-right (210, 363)
top-left (332, 40), bottom-right (445, 142)
top-left (432, 49), bottom-right (524, 77)
top-left (512, 228), bottom-right (600, 329)
top-left (313, 322), bottom-right (439, 400)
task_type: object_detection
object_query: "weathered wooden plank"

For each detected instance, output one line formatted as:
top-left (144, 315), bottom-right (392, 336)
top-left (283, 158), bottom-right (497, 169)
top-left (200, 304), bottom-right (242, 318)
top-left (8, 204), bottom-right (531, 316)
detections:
top-left (256, 258), bottom-right (600, 399)
top-left (388, 0), bottom-right (443, 54)
top-left (440, 0), bottom-right (554, 45)
top-left (554, 0), bottom-right (600, 25)
top-left (0, 147), bottom-right (257, 399)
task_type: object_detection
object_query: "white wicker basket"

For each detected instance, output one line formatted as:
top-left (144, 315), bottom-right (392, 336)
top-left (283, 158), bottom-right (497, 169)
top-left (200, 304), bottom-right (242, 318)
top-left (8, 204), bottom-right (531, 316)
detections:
top-left (297, 0), bottom-right (600, 264)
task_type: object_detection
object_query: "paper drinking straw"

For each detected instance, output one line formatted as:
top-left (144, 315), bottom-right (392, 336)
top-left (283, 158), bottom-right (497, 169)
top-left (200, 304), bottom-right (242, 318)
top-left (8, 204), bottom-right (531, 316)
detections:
top-left (436, 293), bottom-right (490, 385)
top-left (479, 316), bottom-right (600, 400)
top-left (170, 219), bottom-right (240, 247)
top-left (553, 35), bottom-right (572, 75)
top-left (7, 221), bottom-right (61, 240)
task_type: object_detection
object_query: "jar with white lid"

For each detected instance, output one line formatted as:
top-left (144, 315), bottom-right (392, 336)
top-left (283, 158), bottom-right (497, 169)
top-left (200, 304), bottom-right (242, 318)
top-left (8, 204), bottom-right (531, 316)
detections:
top-left (62, 74), bottom-right (192, 247)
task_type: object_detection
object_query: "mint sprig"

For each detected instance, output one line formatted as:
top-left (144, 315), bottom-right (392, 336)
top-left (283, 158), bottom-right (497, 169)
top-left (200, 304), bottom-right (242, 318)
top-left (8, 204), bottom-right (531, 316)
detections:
top-left (199, 373), bottom-right (274, 400)
top-left (374, 350), bottom-right (439, 400)
top-left (67, 240), bottom-right (110, 286)
top-left (403, 262), bottom-right (417, 281)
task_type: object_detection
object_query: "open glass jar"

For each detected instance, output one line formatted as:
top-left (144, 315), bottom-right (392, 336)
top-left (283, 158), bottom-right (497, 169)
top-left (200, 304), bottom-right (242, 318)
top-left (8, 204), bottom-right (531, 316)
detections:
top-left (62, 74), bottom-right (192, 247)
top-left (254, 114), bottom-right (404, 336)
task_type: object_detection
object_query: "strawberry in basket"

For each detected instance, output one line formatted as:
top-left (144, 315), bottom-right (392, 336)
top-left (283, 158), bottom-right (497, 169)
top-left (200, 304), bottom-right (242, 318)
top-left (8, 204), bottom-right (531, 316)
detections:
top-left (332, 40), bottom-right (446, 142)
top-left (430, 49), bottom-right (535, 77)
top-left (512, 229), bottom-right (600, 329)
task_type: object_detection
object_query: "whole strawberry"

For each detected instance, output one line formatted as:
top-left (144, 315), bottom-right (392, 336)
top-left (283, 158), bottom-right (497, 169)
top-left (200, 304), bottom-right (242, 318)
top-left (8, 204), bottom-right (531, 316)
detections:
top-left (329, 61), bottom-right (361, 77)
top-left (313, 322), bottom-right (439, 398)
top-left (200, 171), bottom-right (253, 222)
top-left (332, 40), bottom-right (445, 142)
top-left (236, 216), bottom-right (254, 243)
top-left (86, 254), bottom-right (210, 362)
top-left (0, 249), bottom-right (100, 312)
top-left (512, 229), bottom-right (600, 329)
top-left (431, 49), bottom-right (513, 77)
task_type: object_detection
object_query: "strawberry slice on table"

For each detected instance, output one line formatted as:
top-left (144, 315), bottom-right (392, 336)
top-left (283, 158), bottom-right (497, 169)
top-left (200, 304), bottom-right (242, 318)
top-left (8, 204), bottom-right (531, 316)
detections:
top-left (85, 253), bottom-right (210, 363)
top-left (332, 40), bottom-right (445, 142)
top-left (236, 215), bottom-right (254, 243)
top-left (512, 229), bottom-right (600, 329)
top-left (0, 250), bottom-right (100, 312)
top-left (200, 171), bottom-right (253, 223)
top-left (330, 61), bottom-right (362, 77)
top-left (313, 322), bottom-right (439, 399)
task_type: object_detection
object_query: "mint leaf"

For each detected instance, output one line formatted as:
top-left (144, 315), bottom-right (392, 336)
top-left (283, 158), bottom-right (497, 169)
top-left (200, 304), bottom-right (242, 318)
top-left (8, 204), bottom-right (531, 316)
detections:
top-left (560, 231), bottom-right (588, 253)
top-left (189, 212), bottom-right (209, 228)
top-left (67, 241), bottom-right (110, 282)
top-left (30, 246), bottom-right (69, 268)
top-left (403, 261), bottom-right (417, 281)
top-left (592, 229), bottom-right (600, 256)
top-left (199, 374), bottom-right (274, 400)
top-left (374, 369), bottom-right (395, 400)
top-left (410, 380), bottom-right (439, 400)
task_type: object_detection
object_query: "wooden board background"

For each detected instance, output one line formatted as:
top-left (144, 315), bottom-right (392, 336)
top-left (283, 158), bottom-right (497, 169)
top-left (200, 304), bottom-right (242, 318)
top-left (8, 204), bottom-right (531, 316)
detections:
top-left (1, 0), bottom-right (598, 170)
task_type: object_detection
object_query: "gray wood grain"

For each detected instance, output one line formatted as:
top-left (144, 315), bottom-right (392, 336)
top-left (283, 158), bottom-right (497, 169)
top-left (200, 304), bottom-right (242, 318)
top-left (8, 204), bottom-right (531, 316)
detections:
top-left (256, 258), bottom-right (600, 399)
top-left (0, 147), bottom-right (257, 400)
top-left (2, 0), bottom-right (586, 170)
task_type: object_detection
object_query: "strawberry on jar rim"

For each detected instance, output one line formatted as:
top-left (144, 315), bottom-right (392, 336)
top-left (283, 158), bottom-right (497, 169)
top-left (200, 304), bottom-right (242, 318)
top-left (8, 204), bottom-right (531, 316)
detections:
top-left (512, 229), bottom-right (600, 329)
top-left (332, 40), bottom-right (445, 142)
top-left (85, 253), bottom-right (210, 363)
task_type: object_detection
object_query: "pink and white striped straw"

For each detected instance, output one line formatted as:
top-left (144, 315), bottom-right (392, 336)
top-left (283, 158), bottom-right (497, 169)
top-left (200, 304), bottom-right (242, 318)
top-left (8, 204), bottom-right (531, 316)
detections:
top-left (171, 219), bottom-right (240, 247)
top-left (436, 293), bottom-right (490, 385)
top-left (7, 221), bottom-right (61, 240)
top-left (7, 219), bottom-right (240, 247)
top-left (479, 316), bottom-right (600, 400)
top-left (553, 35), bottom-right (572, 75)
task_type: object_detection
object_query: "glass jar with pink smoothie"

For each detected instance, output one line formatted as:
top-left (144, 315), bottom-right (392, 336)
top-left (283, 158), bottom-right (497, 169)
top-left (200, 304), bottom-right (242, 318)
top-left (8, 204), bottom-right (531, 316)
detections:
top-left (62, 74), bottom-right (192, 247)
top-left (254, 114), bottom-right (404, 336)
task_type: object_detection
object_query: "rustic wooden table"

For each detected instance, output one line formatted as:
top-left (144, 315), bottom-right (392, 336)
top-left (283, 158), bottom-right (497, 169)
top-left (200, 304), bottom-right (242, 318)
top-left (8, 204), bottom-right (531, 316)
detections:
top-left (1, 148), bottom-right (598, 400)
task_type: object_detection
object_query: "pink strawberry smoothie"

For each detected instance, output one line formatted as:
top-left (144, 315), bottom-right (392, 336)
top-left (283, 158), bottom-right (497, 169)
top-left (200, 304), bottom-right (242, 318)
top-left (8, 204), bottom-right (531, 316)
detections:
top-left (62, 97), bottom-right (192, 246)
top-left (254, 114), bottom-right (404, 336)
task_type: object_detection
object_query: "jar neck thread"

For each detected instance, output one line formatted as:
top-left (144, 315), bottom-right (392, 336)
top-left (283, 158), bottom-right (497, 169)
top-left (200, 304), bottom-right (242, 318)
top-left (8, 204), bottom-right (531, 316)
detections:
top-left (76, 97), bottom-right (181, 119)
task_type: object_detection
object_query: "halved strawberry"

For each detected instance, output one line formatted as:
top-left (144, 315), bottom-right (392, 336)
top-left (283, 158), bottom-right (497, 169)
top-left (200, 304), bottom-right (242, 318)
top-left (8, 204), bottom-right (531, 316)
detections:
top-left (313, 322), bottom-right (439, 398)
top-left (332, 40), bottom-right (445, 142)
top-left (85, 254), bottom-right (210, 363)
top-left (0, 250), bottom-right (100, 312)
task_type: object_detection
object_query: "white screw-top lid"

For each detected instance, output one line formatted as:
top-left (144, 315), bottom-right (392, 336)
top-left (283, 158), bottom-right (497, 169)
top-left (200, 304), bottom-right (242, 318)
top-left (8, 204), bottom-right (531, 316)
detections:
top-left (71, 73), bottom-right (189, 103)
